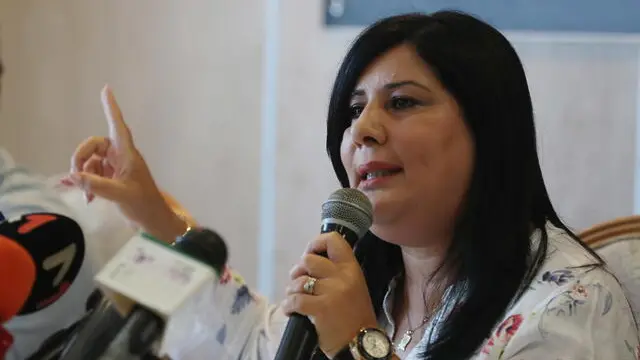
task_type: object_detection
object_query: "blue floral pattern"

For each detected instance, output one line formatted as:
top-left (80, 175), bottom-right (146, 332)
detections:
top-left (216, 324), bottom-right (227, 344)
top-left (231, 285), bottom-right (253, 315)
top-left (540, 269), bottom-right (574, 285)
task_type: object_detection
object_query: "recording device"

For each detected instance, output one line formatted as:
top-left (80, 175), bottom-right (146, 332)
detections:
top-left (0, 212), bottom-right (86, 359)
top-left (274, 188), bottom-right (373, 360)
top-left (26, 290), bottom-right (122, 360)
top-left (59, 228), bottom-right (228, 359)
top-left (0, 213), bottom-right (85, 316)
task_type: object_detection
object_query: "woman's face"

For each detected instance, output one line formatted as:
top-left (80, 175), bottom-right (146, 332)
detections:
top-left (340, 45), bottom-right (474, 246)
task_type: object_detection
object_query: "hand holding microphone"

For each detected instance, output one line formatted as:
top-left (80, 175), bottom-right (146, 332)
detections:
top-left (275, 188), bottom-right (381, 359)
top-left (283, 231), bottom-right (379, 357)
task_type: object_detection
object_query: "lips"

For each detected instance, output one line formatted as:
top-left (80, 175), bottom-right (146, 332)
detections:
top-left (356, 161), bottom-right (403, 188)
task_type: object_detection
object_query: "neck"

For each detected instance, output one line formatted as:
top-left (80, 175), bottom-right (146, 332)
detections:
top-left (401, 241), bottom-right (448, 288)
top-left (399, 241), bottom-right (451, 317)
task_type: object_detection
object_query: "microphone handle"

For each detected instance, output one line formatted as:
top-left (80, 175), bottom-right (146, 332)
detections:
top-left (126, 307), bottom-right (164, 355)
top-left (58, 300), bottom-right (128, 360)
top-left (273, 224), bottom-right (359, 360)
top-left (98, 308), bottom-right (163, 360)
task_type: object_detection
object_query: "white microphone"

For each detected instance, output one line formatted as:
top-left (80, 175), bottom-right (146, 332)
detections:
top-left (60, 228), bottom-right (228, 359)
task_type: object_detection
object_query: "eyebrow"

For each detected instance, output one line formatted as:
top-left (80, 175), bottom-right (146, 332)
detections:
top-left (351, 80), bottom-right (431, 96)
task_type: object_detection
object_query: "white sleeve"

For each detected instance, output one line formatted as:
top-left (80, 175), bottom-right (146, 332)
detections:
top-left (0, 149), bottom-right (75, 221)
top-left (162, 266), bottom-right (288, 360)
top-left (479, 271), bottom-right (640, 360)
top-left (0, 150), bottom-right (96, 360)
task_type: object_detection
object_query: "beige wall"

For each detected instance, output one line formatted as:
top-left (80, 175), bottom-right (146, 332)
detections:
top-left (1, 0), bottom-right (639, 300)
top-left (0, 0), bottom-right (265, 288)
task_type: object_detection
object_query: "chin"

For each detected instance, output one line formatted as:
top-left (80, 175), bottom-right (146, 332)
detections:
top-left (369, 224), bottom-right (430, 248)
top-left (367, 196), bottom-right (429, 247)
top-left (366, 189), bottom-right (406, 218)
top-left (368, 203), bottom-right (405, 244)
top-left (369, 224), bottom-right (409, 247)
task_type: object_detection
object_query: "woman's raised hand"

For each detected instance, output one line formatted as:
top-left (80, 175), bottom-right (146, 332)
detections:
top-left (65, 85), bottom-right (186, 241)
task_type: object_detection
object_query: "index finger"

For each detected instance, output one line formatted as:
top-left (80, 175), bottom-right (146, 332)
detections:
top-left (101, 85), bottom-right (134, 150)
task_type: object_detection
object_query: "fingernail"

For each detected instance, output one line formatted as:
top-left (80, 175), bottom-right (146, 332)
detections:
top-left (59, 178), bottom-right (74, 186)
top-left (101, 85), bottom-right (110, 103)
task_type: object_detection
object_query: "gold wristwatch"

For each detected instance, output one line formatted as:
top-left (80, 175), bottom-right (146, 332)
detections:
top-left (348, 328), bottom-right (393, 360)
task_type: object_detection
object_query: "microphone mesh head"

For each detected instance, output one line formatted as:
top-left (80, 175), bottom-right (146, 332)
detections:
top-left (175, 228), bottom-right (228, 273)
top-left (321, 188), bottom-right (373, 239)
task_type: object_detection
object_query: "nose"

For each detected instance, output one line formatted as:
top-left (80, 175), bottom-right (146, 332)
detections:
top-left (351, 105), bottom-right (387, 147)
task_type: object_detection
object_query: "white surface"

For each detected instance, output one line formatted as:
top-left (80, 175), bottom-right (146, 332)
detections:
top-left (95, 234), bottom-right (216, 317)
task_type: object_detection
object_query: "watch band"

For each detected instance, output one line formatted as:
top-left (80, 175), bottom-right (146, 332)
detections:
top-left (348, 328), bottom-right (393, 360)
top-left (333, 346), bottom-right (356, 360)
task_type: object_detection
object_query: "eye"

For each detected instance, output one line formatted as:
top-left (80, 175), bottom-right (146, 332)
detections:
top-left (389, 96), bottom-right (420, 110)
top-left (349, 104), bottom-right (365, 119)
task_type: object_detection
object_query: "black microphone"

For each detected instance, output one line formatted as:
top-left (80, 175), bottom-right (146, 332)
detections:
top-left (274, 188), bottom-right (373, 360)
top-left (0, 212), bottom-right (92, 359)
top-left (0, 213), bottom-right (86, 316)
top-left (123, 228), bottom-right (228, 357)
top-left (58, 227), bottom-right (228, 359)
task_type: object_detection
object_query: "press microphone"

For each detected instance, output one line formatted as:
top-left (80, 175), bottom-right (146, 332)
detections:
top-left (274, 188), bottom-right (373, 360)
top-left (27, 291), bottom-right (125, 360)
top-left (0, 212), bottom-right (87, 359)
top-left (59, 227), bottom-right (228, 359)
top-left (0, 237), bottom-right (37, 358)
top-left (0, 213), bottom-right (86, 317)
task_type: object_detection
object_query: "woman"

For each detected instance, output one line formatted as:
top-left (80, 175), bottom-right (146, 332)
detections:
top-left (66, 11), bottom-right (639, 360)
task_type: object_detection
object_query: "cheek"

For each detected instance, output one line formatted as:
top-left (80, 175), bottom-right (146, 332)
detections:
top-left (408, 122), bottom-right (474, 190)
top-left (340, 132), bottom-right (356, 184)
top-left (429, 126), bottom-right (475, 203)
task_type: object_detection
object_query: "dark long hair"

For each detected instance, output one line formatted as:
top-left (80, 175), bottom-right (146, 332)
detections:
top-left (324, 11), bottom-right (602, 360)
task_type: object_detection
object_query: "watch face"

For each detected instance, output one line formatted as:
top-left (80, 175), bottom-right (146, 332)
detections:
top-left (361, 329), bottom-right (391, 359)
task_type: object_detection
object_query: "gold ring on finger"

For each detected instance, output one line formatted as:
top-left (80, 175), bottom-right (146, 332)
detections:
top-left (303, 276), bottom-right (318, 295)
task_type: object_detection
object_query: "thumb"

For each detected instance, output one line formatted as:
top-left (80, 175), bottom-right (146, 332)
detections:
top-left (70, 172), bottom-right (129, 203)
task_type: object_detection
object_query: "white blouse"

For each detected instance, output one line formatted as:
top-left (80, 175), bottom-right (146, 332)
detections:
top-left (381, 225), bottom-right (640, 359)
top-left (0, 149), bottom-right (97, 360)
top-left (163, 225), bottom-right (640, 360)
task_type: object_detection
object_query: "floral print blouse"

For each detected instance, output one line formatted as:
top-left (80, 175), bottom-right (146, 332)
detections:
top-left (381, 225), bottom-right (640, 360)
top-left (163, 224), bottom-right (640, 360)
